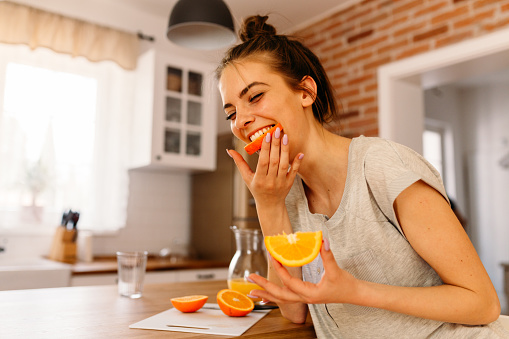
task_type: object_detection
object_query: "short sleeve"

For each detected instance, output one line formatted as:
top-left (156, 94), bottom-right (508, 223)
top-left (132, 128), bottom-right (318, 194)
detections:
top-left (364, 140), bottom-right (449, 238)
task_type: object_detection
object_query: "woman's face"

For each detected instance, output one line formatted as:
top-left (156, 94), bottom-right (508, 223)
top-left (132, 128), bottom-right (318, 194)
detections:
top-left (218, 60), bottom-right (308, 151)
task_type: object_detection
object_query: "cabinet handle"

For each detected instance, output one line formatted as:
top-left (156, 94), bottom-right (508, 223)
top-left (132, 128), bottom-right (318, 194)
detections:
top-left (197, 273), bottom-right (215, 280)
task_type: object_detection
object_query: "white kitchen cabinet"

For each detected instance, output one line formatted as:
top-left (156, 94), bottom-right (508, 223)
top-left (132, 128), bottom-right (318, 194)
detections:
top-left (130, 49), bottom-right (218, 171)
top-left (70, 268), bottom-right (227, 287)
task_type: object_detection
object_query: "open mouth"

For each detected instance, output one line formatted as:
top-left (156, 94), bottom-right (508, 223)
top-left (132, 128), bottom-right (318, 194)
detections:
top-left (244, 123), bottom-right (283, 155)
top-left (249, 125), bottom-right (275, 142)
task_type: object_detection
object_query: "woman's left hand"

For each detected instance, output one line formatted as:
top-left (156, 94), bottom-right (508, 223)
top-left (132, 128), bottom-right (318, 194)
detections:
top-left (247, 239), bottom-right (358, 305)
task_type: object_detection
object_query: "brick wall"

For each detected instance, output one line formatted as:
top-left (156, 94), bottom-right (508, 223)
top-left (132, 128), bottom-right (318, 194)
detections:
top-left (295, 0), bottom-right (509, 137)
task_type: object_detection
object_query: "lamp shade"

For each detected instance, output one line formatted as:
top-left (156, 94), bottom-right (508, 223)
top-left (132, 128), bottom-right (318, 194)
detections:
top-left (167, 0), bottom-right (236, 50)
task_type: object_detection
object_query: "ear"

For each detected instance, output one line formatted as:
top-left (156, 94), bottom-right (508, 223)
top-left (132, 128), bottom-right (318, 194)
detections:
top-left (300, 76), bottom-right (317, 108)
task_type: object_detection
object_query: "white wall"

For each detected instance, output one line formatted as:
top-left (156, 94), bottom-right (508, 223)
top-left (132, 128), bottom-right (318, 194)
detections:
top-left (460, 83), bottom-right (509, 303)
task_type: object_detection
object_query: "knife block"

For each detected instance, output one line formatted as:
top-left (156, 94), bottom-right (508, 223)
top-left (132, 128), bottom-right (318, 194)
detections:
top-left (49, 226), bottom-right (77, 263)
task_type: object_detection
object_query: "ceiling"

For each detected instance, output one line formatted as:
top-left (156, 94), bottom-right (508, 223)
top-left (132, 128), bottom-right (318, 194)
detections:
top-left (103, 0), bottom-right (354, 33)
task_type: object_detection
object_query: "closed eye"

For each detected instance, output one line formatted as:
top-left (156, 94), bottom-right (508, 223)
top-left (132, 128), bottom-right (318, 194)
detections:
top-left (249, 92), bottom-right (263, 103)
top-left (226, 112), bottom-right (236, 120)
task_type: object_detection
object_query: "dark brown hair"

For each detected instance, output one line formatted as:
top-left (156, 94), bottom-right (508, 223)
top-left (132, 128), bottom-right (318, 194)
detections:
top-left (216, 15), bottom-right (338, 125)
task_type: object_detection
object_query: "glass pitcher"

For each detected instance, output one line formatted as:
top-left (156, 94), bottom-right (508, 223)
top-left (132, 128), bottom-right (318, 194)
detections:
top-left (228, 226), bottom-right (267, 298)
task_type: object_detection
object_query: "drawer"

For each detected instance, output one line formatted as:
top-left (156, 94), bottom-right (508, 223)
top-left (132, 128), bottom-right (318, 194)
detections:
top-left (176, 268), bottom-right (228, 282)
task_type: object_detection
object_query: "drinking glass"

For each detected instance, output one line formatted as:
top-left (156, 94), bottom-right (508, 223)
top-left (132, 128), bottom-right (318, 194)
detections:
top-left (116, 251), bottom-right (148, 298)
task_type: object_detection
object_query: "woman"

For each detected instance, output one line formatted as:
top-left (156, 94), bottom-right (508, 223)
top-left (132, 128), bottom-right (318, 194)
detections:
top-left (218, 15), bottom-right (507, 338)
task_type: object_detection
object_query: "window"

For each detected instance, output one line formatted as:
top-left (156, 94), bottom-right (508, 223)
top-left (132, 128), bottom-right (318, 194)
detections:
top-left (0, 44), bottom-right (133, 233)
top-left (422, 119), bottom-right (456, 198)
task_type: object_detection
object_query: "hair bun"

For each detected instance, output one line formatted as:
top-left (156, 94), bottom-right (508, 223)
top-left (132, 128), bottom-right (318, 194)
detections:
top-left (239, 15), bottom-right (277, 42)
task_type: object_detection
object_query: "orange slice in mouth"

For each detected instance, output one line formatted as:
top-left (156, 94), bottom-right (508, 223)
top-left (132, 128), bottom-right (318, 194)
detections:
top-left (244, 123), bottom-right (283, 155)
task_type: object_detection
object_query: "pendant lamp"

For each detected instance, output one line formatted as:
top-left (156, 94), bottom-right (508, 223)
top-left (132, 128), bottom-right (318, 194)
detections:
top-left (167, 0), bottom-right (236, 50)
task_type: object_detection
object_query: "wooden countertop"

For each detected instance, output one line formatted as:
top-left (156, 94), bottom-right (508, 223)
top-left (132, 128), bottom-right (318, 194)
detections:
top-left (71, 256), bottom-right (229, 275)
top-left (0, 280), bottom-right (316, 338)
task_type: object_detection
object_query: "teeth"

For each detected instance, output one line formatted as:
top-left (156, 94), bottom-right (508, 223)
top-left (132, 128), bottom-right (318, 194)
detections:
top-left (249, 125), bottom-right (275, 142)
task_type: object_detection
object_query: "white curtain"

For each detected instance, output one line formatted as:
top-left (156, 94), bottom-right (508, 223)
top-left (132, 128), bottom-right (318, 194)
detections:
top-left (0, 43), bottom-right (133, 232)
top-left (0, 1), bottom-right (139, 70)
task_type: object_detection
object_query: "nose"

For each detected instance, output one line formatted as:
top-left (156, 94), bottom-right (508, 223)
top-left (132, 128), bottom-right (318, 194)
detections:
top-left (234, 109), bottom-right (254, 130)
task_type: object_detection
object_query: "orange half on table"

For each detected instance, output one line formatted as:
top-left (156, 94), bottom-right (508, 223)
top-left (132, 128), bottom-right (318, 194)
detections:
top-left (171, 295), bottom-right (208, 313)
top-left (264, 231), bottom-right (323, 267)
top-left (244, 123), bottom-right (283, 155)
top-left (217, 289), bottom-right (254, 317)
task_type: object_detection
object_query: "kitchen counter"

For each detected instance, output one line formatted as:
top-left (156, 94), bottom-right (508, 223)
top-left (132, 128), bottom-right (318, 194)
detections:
top-left (0, 280), bottom-right (316, 338)
top-left (71, 256), bottom-right (229, 275)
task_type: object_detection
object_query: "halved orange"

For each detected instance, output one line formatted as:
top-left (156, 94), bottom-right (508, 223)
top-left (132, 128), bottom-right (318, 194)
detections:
top-left (171, 295), bottom-right (208, 313)
top-left (244, 123), bottom-right (283, 155)
top-left (216, 289), bottom-right (254, 317)
top-left (264, 231), bottom-right (323, 267)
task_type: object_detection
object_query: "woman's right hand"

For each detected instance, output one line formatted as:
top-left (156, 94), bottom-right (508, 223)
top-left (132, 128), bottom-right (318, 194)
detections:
top-left (227, 127), bottom-right (303, 209)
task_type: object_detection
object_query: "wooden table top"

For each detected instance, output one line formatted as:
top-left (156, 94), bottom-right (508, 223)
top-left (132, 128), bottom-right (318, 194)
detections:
top-left (0, 280), bottom-right (316, 338)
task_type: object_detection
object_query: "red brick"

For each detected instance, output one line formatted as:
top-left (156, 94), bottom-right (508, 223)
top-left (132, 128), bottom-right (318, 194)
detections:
top-left (377, 39), bottom-right (409, 55)
top-left (396, 43), bottom-right (431, 59)
top-left (321, 41), bottom-right (344, 53)
top-left (346, 52), bottom-right (373, 66)
top-left (483, 17), bottom-right (509, 31)
top-left (413, 26), bottom-right (448, 42)
top-left (347, 29), bottom-right (374, 44)
top-left (338, 110), bottom-right (360, 119)
top-left (360, 12), bottom-right (390, 28)
top-left (332, 46), bottom-right (357, 59)
top-left (431, 5), bottom-right (469, 25)
top-left (414, 1), bottom-right (448, 17)
top-left (331, 26), bottom-right (356, 40)
top-left (365, 105), bottom-right (379, 115)
top-left (473, 0), bottom-right (501, 10)
top-left (349, 117), bottom-right (378, 129)
top-left (394, 22), bottom-right (427, 37)
top-left (345, 8), bottom-right (373, 22)
top-left (363, 56), bottom-right (392, 70)
top-left (393, 0), bottom-right (425, 15)
top-left (454, 9), bottom-right (495, 29)
top-left (364, 82), bottom-right (378, 93)
top-left (379, 15), bottom-right (408, 31)
top-left (338, 88), bottom-right (361, 98)
top-left (348, 73), bottom-right (375, 86)
top-left (502, 3), bottom-right (509, 12)
top-left (348, 96), bottom-right (376, 107)
top-left (435, 30), bottom-right (474, 48)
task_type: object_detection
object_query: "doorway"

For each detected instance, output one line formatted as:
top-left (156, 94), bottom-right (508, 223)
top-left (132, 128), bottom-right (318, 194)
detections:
top-left (378, 26), bottom-right (509, 313)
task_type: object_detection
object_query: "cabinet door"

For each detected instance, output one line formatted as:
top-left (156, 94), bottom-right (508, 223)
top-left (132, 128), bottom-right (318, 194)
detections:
top-left (176, 268), bottom-right (228, 282)
top-left (153, 56), bottom-right (217, 171)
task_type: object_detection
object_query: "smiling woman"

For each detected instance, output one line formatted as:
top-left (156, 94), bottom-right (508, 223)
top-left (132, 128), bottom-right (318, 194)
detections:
top-left (0, 43), bottom-right (133, 232)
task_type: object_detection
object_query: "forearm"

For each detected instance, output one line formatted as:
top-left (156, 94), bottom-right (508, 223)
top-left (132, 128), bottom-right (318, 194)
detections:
top-left (257, 201), bottom-right (309, 323)
top-left (354, 280), bottom-right (500, 325)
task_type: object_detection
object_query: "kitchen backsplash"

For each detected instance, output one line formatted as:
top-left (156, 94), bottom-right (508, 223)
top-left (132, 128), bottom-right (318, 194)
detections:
top-left (0, 170), bottom-right (192, 259)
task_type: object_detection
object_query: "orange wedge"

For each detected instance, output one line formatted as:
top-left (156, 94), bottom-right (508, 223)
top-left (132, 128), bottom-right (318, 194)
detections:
top-left (171, 295), bottom-right (208, 313)
top-left (244, 123), bottom-right (283, 155)
top-left (265, 231), bottom-right (322, 267)
top-left (216, 289), bottom-right (254, 317)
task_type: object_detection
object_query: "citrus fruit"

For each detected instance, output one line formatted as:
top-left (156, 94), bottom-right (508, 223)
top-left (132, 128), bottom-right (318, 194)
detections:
top-left (244, 123), bottom-right (283, 155)
top-left (216, 289), bottom-right (254, 317)
top-left (171, 295), bottom-right (208, 313)
top-left (264, 231), bottom-right (323, 267)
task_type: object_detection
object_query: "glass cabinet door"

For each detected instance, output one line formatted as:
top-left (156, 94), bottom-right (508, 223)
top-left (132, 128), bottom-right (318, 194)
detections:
top-left (164, 66), bottom-right (203, 157)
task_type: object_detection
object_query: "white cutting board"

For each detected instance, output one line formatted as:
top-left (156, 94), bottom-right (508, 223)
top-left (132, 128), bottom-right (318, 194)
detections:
top-left (129, 303), bottom-right (270, 336)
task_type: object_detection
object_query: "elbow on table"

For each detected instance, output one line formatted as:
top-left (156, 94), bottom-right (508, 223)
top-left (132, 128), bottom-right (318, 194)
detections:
top-left (482, 297), bottom-right (501, 325)
top-left (280, 306), bottom-right (308, 324)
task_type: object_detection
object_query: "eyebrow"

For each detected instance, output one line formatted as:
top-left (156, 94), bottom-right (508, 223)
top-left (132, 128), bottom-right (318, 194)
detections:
top-left (223, 81), bottom-right (268, 110)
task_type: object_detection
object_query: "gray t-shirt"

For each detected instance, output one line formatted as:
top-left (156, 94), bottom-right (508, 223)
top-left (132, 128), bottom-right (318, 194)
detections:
top-left (286, 136), bottom-right (508, 338)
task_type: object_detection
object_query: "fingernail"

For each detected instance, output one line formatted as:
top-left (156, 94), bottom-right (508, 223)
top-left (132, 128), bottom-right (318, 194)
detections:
top-left (247, 294), bottom-right (258, 299)
top-left (324, 238), bottom-right (330, 251)
top-left (246, 276), bottom-right (255, 284)
top-left (226, 149), bottom-right (232, 158)
top-left (274, 127), bottom-right (281, 139)
top-left (282, 134), bottom-right (288, 145)
top-left (299, 153), bottom-right (304, 160)
top-left (265, 132), bottom-right (271, 143)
